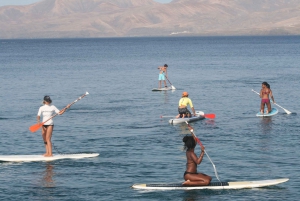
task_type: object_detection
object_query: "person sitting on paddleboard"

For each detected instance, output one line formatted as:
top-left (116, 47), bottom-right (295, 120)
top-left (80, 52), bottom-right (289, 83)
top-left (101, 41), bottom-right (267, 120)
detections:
top-left (157, 64), bottom-right (168, 88)
top-left (182, 135), bottom-right (212, 186)
top-left (37, 96), bottom-right (70, 157)
top-left (260, 82), bottom-right (275, 114)
top-left (176, 91), bottom-right (196, 118)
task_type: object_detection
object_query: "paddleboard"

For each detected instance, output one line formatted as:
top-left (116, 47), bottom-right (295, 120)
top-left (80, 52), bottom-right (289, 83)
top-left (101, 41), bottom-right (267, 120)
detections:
top-left (152, 87), bottom-right (173, 91)
top-left (0, 153), bottom-right (99, 162)
top-left (169, 111), bottom-right (205, 124)
top-left (256, 108), bottom-right (278, 117)
top-left (132, 178), bottom-right (289, 190)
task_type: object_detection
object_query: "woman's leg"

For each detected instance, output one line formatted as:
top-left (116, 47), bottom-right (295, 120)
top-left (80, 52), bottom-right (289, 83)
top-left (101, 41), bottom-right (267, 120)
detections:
top-left (183, 173), bottom-right (212, 186)
top-left (41, 127), bottom-right (47, 156)
top-left (260, 101), bottom-right (265, 113)
top-left (45, 126), bottom-right (54, 157)
top-left (266, 101), bottom-right (271, 113)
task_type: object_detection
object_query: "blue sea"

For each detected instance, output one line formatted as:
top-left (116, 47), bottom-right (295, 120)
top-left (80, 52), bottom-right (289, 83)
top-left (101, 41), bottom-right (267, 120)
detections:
top-left (0, 36), bottom-right (299, 200)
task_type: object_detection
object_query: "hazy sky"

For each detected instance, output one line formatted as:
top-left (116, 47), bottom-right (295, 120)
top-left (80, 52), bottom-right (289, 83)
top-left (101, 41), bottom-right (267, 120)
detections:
top-left (0, 0), bottom-right (173, 6)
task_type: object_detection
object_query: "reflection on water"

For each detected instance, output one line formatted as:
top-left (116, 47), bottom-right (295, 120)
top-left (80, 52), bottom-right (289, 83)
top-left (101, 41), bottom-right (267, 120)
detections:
top-left (42, 163), bottom-right (55, 188)
top-left (178, 123), bottom-right (190, 135)
top-left (259, 117), bottom-right (273, 135)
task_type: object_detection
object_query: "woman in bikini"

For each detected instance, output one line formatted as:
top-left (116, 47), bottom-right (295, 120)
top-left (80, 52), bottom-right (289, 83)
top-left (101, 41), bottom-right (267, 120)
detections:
top-left (260, 82), bottom-right (275, 114)
top-left (182, 135), bottom-right (212, 186)
top-left (37, 96), bottom-right (70, 157)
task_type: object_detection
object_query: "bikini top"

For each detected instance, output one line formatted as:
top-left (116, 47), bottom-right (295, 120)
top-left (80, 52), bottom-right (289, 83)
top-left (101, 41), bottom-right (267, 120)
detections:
top-left (263, 90), bottom-right (270, 95)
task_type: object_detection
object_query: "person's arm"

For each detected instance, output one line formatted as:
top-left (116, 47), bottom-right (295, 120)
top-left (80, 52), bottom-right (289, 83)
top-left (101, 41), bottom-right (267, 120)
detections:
top-left (260, 89), bottom-right (263, 98)
top-left (270, 90), bottom-right (275, 103)
top-left (191, 107), bottom-right (196, 116)
top-left (190, 145), bottom-right (205, 165)
top-left (58, 104), bottom-right (71, 115)
top-left (189, 99), bottom-right (196, 116)
top-left (37, 116), bottom-right (40, 123)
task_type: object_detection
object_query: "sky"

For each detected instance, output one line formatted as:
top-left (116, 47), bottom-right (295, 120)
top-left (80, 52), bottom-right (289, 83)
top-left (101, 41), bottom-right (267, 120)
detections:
top-left (0, 0), bottom-right (173, 7)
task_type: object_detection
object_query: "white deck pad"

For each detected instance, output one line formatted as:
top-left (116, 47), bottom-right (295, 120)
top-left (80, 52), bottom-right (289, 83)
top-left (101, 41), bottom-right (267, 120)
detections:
top-left (152, 87), bottom-right (173, 91)
top-left (132, 178), bottom-right (289, 190)
top-left (0, 153), bottom-right (99, 162)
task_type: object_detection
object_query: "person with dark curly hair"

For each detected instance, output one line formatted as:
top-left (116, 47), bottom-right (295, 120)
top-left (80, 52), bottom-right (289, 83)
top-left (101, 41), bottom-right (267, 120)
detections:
top-left (182, 135), bottom-right (211, 186)
top-left (260, 82), bottom-right (275, 114)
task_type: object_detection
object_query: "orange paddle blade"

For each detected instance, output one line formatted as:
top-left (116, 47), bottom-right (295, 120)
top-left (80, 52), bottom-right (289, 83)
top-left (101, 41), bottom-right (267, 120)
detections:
top-left (203, 114), bottom-right (215, 119)
top-left (29, 123), bottom-right (44, 132)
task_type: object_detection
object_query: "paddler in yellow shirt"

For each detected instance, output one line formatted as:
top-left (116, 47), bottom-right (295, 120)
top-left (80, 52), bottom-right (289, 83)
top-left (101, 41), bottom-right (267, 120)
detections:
top-left (176, 92), bottom-right (196, 118)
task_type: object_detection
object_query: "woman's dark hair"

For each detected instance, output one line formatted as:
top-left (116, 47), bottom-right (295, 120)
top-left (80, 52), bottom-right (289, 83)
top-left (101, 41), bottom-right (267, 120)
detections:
top-left (183, 136), bottom-right (196, 151)
top-left (262, 82), bottom-right (270, 89)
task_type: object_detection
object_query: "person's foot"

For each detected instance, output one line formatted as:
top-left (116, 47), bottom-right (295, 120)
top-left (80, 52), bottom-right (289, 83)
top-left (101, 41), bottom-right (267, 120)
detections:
top-left (265, 110), bottom-right (269, 114)
top-left (165, 86), bottom-right (168, 88)
top-left (182, 180), bottom-right (191, 185)
top-left (44, 154), bottom-right (53, 157)
top-left (260, 110), bottom-right (264, 114)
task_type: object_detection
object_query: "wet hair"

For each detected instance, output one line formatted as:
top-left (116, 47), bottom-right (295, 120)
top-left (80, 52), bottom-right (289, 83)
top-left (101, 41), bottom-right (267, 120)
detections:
top-left (183, 136), bottom-right (196, 151)
top-left (164, 64), bottom-right (168, 67)
top-left (262, 82), bottom-right (270, 89)
top-left (43, 95), bottom-right (52, 104)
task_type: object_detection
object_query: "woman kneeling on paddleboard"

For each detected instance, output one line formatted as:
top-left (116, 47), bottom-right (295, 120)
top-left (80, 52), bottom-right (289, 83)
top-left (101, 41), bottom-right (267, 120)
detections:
top-left (37, 96), bottom-right (70, 157)
top-left (260, 82), bottom-right (275, 114)
top-left (182, 136), bottom-right (211, 186)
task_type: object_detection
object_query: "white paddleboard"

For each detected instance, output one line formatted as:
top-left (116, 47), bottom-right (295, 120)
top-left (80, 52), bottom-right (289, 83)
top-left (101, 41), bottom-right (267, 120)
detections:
top-left (169, 111), bottom-right (205, 124)
top-left (0, 153), bottom-right (99, 162)
top-left (152, 87), bottom-right (173, 91)
top-left (132, 178), bottom-right (289, 190)
top-left (256, 108), bottom-right (278, 117)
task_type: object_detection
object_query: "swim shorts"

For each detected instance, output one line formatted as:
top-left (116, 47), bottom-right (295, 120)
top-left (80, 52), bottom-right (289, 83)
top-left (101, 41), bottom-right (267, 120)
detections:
top-left (261, 99), bottom-right (270, 104)
top-left (158, 73), bottom-right (165, 80)
top-left (178, 107), bottom-right (191, 116)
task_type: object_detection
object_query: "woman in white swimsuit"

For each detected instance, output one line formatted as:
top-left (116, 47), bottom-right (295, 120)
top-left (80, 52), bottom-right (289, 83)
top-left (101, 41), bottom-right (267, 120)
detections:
top-left (37, 96), bottom-right (69, 157)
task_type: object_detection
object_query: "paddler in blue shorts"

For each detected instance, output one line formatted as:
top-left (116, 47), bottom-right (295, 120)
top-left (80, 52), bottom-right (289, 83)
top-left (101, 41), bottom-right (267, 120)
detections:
top-left (157, 64), bottom-right (168, 89)
top-left (176, 92), bottom-right (196, 118)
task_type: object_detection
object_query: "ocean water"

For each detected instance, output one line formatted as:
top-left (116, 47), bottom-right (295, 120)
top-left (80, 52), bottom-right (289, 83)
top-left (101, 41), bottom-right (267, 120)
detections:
top-left (0, 36), bottom-right (299, 200)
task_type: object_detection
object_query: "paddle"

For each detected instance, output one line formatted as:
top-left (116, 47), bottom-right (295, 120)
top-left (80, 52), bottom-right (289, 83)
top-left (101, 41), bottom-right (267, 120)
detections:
top-left (185, 121), bottom-right (222, 184)
top-left (164, 75), bottom-right (176, 90)
top-left (251, 89), bottom-right (291, 114)
top-left (29, 92), bottom-right (89, 132)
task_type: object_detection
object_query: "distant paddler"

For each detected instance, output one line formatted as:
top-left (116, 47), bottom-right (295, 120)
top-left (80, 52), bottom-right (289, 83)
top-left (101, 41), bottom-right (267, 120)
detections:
top-left (176, 92), bottom-right (196, 118)
top-left (260, 82), bottom-right (275, 114)
top-left (157, 64), bottom-right (168, 89)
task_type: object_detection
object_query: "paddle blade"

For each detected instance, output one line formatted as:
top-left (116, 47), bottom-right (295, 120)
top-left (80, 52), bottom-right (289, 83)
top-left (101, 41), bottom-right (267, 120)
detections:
top-left (29, 123), bottom-right (43, 132)
top-left (171, 85), bottom-right (176, 90)
top-left (203, 113), bottom-right (216, 119)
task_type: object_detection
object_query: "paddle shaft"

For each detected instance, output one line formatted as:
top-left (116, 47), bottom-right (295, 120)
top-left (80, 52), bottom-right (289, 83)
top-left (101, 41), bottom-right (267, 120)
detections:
top-left (44, 92), bottom-right (88, 124)
top-left (29, 92), bottom-right (89, 132)
top-left (164, 75), bottom-right (176, 89)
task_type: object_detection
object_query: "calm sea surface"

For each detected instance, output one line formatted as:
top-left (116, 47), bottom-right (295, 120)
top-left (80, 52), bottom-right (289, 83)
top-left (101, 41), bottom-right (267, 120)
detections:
top-left (0, 36), bottom-right (299, 200)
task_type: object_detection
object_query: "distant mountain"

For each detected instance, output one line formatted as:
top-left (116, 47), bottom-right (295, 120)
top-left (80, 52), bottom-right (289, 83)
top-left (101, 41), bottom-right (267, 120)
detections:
top-left (0, 0), bottom-right (300, 39)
